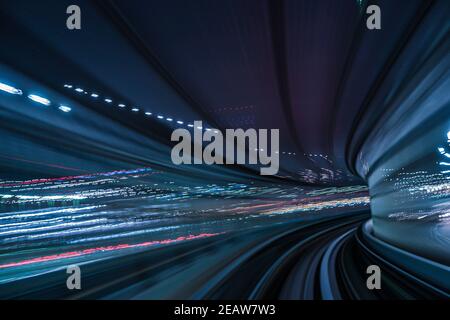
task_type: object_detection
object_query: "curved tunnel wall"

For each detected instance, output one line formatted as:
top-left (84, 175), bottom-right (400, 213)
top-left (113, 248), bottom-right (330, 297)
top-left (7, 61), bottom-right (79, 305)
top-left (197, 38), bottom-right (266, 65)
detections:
top-left (355, 1), bottom-right (450, 265)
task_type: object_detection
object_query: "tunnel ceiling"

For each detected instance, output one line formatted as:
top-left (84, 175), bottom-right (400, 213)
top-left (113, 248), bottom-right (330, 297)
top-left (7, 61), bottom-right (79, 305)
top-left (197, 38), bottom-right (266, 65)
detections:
top-left (0, 0), bottom-right (438, 186)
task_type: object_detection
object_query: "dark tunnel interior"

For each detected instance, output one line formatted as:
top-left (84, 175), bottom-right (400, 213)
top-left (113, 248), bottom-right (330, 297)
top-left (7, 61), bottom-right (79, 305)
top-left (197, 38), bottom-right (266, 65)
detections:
top-left (0, 0), bottom-right (449, 300)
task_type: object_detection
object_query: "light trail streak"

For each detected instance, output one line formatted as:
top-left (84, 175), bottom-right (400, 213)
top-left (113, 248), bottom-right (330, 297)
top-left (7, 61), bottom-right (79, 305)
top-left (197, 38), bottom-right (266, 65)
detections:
top-left (0, 232), bottom-right (223, 269)
top-left (0, 168), bottom-right (153, 187)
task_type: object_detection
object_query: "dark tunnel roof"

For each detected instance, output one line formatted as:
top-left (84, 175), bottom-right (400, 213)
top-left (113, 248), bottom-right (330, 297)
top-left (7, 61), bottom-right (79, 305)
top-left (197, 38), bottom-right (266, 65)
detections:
top-left (0, 0), bottom-right (436, 186)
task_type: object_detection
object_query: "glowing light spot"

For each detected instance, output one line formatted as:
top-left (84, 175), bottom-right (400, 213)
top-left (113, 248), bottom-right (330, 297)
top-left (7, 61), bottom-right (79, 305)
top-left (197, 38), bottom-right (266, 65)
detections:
top-left (28, 94), bottom-right (50, 106)
top-left (0, 82), bottom-right (23, 95)
top-left (58, 105), bottom-right (71, 112)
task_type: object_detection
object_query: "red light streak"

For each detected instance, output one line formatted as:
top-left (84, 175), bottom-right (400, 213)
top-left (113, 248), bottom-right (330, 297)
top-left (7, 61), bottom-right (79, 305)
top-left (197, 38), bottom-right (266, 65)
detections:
top-left (0, 232), bottom-right (222, 269)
